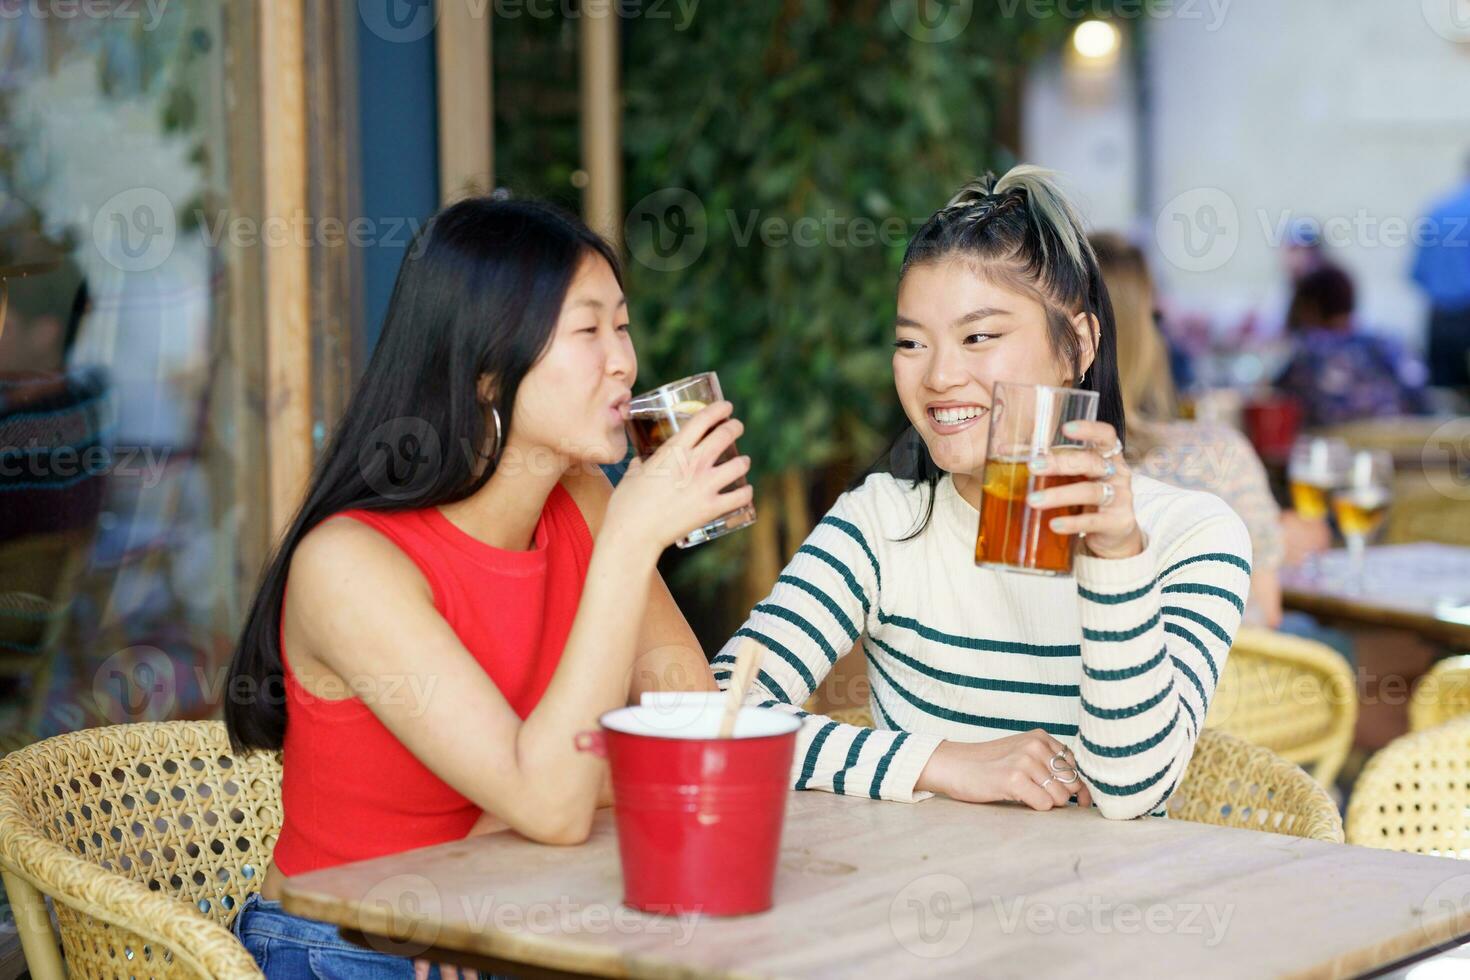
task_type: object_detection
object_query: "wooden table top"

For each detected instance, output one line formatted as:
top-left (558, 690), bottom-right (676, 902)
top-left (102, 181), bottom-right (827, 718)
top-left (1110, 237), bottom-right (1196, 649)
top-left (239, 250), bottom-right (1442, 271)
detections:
top-left (281, 791), bottom-right (1470, 980)
top-left (1280, 542), bottom-right (1470, 647)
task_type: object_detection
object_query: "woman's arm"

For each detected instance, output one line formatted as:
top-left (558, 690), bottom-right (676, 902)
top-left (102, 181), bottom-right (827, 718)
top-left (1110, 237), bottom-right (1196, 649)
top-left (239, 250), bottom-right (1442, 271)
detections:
top-left (1026, 419), bottom-right (1251, 820)
top-left (561, 466), bottom-right (717, 700)
top-left (713, 492), bottom-right (943, 802)
top-left (1070, 503), bottom-right (1252, 819)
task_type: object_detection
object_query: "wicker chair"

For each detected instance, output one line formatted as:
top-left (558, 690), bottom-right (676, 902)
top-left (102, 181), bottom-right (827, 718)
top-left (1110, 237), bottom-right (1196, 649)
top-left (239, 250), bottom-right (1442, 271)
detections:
top-left (1203, 627), bottom-right (1357, 788)
top-left (801, 704), bottom-right (1343, 842)
top-left (1345, 715), bottom-right (1470, 856)
top-left (1169, 728), bottom-right (1343, 842)
top-left (1409, 655), bottom-right (1470, 733)
top-left (0, 721), bottom-right (280, 979)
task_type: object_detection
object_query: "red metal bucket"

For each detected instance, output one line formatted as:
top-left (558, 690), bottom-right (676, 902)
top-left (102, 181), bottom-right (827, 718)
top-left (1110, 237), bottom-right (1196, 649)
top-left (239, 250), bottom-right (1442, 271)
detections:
top-left (575, 703), bottom-right (799, 916)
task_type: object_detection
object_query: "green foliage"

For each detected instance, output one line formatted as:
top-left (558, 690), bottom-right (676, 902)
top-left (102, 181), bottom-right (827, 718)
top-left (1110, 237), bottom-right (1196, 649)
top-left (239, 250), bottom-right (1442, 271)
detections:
top-left (620, 1), bottom-right (1068, 482)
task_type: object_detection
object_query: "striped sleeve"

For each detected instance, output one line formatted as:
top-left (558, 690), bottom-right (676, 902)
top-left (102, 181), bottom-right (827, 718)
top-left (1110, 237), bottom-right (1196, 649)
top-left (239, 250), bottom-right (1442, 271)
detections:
top-left (712, 494), bottom-right (943, 803)
top-left (1070, 503), bottom-right (1252, 820)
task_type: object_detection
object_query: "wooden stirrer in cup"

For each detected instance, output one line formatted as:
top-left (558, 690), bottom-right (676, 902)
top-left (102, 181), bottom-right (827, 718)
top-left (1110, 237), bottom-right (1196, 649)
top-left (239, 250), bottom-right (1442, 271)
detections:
top-left (718, 638), bottom-right (764, 738)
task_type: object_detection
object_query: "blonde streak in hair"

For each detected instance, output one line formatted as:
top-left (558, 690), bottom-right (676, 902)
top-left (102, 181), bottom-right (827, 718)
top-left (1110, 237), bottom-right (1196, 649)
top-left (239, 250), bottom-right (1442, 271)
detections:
top-left (944, 173), bottom-right (1000, 210)
top-left (992, 165), bottom-right (1093, 270)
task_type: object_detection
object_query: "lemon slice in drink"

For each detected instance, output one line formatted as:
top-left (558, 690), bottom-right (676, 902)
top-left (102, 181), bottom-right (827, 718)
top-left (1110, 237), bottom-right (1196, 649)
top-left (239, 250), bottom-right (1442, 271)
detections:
top-left (672, 399), bottom-right (708, 417)
top-left (983, 459), bottom-right (1030, 501)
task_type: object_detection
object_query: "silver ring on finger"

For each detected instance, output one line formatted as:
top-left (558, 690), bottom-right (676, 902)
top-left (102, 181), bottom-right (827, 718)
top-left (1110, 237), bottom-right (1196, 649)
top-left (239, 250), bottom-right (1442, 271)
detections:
top-left (1101, 438), bottom-right (1123, 459)
top-left (1101, 459), bottom-right (1117, 480)
top-left (1056, 770), bottom-right (1080, 784)
top-left (1048, 750), bottom-right (1071, 770)
top-left (1040, 777), bottom-right (1056, 789)
top-left (1098, 482), bottom-right (1116, 509)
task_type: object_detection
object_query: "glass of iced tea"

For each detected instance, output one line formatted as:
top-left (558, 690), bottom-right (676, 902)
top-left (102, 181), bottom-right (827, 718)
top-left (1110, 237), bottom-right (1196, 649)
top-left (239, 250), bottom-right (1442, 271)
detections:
top-left (975, 382), bottom-right (1100, 576)
top-left (1332, 449), bottom-right (1393, 582)
top-left (625, 372), bottom-right (756, 549)
top-left (1287, 436), bottom-right (1349, 520)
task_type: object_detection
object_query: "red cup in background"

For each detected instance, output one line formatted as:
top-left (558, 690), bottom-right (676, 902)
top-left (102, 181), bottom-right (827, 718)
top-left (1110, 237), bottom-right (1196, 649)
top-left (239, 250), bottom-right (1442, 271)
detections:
top-left (1244, 394), bottom-right (1302, 466)
top-left (575, 703), bottom-right (799, 916)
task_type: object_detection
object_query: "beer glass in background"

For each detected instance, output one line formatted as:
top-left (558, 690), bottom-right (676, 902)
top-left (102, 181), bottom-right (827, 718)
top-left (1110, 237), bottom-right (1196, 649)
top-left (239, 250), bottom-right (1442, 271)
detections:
top-left (975, 382), bottom-right (1100, 576)
top-left (1332, 449), bottom-right (1394, 581)
top-left (1287, 436), bottom-right (1349, 520)
top-left (625, 372), bottom-right (756, 549)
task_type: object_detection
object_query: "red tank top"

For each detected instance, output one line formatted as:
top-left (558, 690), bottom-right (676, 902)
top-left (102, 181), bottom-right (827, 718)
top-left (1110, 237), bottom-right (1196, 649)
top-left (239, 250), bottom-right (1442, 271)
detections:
top-left (271, 484), bottom-right (593, 876)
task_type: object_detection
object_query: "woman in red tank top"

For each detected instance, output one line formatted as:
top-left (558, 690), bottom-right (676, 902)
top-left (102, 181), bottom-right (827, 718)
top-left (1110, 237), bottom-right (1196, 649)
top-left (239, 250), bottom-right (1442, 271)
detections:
top-left (223, 199), bottom-right (750, 979)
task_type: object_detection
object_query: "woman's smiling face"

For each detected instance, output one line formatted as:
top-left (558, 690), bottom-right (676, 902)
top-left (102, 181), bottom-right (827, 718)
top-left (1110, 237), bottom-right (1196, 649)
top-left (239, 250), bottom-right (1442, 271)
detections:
top-left (892, 257), bottom-right (1095, 478)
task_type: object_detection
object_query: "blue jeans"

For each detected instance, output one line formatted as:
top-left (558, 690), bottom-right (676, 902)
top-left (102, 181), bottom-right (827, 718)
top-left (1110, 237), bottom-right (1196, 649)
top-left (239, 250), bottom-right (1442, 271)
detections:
top-left (232, 892), bottom-right (494, 979)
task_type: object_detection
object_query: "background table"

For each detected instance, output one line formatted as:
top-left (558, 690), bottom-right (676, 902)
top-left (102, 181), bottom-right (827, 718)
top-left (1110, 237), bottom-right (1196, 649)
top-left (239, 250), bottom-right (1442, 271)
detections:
top-left (282, 791), bottom-right (1470, 979)
top-left (1281, 543), bottom-right (1470, 648)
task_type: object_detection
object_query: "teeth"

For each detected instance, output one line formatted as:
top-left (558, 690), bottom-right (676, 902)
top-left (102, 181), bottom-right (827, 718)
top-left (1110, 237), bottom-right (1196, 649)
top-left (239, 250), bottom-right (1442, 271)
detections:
top-left (931, 406), bottom-right (984, 425)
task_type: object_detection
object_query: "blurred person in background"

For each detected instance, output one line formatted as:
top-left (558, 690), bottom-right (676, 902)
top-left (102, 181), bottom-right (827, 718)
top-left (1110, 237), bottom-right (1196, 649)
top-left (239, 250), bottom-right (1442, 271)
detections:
top-left (0, 246), bottom-right (106, 545)
top-left (1412, 154), bottom-right (1470, 391)
top-left (1241, 219), bottom-right (1329, 343)
top-left (1276, 265), bottom-right (1432, 427)
top-left (0, 240), bottom-right (105, 711)
top-left (1090, 233), bottom-right (1284, 628)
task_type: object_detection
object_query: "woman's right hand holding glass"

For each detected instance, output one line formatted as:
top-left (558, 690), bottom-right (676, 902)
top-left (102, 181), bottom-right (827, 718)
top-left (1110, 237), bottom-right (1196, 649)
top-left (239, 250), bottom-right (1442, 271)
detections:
top-left (605, 400), bottom-right (753, 554)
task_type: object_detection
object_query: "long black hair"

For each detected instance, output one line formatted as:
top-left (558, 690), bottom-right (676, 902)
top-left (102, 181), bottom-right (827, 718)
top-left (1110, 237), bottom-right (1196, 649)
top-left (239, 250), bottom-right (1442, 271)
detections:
top-left (857, 166), bottom-right (1127, 539)
top-left (225, 197), bottom-right (621, 752)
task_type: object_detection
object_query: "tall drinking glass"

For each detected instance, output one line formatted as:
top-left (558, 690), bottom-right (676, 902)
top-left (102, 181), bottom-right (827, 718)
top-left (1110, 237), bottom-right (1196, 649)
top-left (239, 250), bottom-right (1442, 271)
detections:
top-left (975, 382), bottom-right (1100, 576)
top-left (1287, 436), bottom-right (1349, 520)
top-left (625, 372), bottom-right (756, 549)
top-left (1332, 449), bottom-right (1394, 584)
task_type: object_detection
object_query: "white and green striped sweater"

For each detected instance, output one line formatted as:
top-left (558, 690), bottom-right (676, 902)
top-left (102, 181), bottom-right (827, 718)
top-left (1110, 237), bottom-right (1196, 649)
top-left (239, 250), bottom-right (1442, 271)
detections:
top-left (713, 471), bottom-right (1252, 819)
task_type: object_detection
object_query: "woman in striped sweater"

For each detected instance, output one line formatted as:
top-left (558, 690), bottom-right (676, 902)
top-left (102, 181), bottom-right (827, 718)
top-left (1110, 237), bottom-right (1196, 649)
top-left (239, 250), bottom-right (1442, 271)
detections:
top-left (716, 167), bottom-right (1251, 819)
